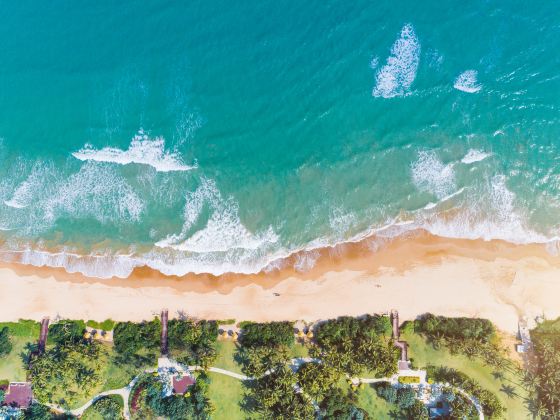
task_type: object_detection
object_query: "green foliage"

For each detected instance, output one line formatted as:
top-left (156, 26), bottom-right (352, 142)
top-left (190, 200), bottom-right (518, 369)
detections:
top-left (168, 319), bottom-right (218, 368)
top-left (113, 319), bottom-right (160, 356)
top-left (238, 345), bottom-right (290, 377)
top-left (428, 366), bottom-right (504, 419)
top-left (245, 365), bottom-right (314, 419)
top-left (416, 314), bottom-right (495, 343)
top-left (447, 391), bottom-right (477, 419)
top-left (0, 389), bottom-right (4, 404)
top-left (0, 327), bottom-right (12, 357)
top-left (0, 320), bottom-right (40, 337)
top-left (24, 403), bottom-right (55, 419)
top-left (297, 362), bottom-right (338, 399)
top-left (527, 320), bottom-right (560, 418)
top-left (396, 387), bottom-right (416, 409)
top-left (319, 387), bottom-right (368, 420)
top-left (406, 399), bottom-right (429, 420)
top-left (48, 320), bottom-right (86, 345)
top-left (398, 376), bottom-right (420, 384)
top-left (138, 374), bottom-right (213, 420)
top-left (87, 396), bottom-right (123, 420)
top-left (85, 319), bottom-right (115, 331)
top-left (375, 383), bottom-right (397, 404)
top-left (312, 315), bottom-right (398, 377)
top-left (27, 340), bottom-right (104, 407)
top-left (240, 321), bottom-right (294, 348)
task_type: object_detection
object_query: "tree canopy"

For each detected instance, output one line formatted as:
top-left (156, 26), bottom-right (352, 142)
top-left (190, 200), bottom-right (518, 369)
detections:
top-left (0, 327), bottom-right (12, 357)
top-left (239, 321), bottom-right (294, 348)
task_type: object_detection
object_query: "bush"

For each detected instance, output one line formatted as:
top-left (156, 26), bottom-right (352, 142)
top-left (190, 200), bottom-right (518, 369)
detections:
top-left (240, 321), bottom-right (294, 348)
top-left (113, 319), bottom-right (160, 356)
top-left (375, 383), bottom-right (397, 404)
top-left (48, 320), bottom-right (86, 345)
top-left (416, 314), bottom-right (495, 343)
top-left (398, 376), bottom-right (420, 384)
top-left (86, 395), bottom-right (123, 420)
top-left (0, 327), bottom-right (12, 357)
top-left (396, 387), bottom-right (416, 409)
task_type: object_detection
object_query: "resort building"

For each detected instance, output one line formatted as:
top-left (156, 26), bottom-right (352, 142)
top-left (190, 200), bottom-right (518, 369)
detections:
top-left (3, 382), bottom-right (33, 409)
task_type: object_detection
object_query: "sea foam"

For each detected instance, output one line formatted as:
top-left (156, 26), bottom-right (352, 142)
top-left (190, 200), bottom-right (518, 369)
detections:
top-left (461, 149), bottom-right (491, 164)
top-left (372, 23), bottom-right (420, 98)
top-left (72, 130), bottom-right (194, 172)
top-left (411, 151), bottom-right (455, 199)
top-left (454, 70), bottom-right (482, 93)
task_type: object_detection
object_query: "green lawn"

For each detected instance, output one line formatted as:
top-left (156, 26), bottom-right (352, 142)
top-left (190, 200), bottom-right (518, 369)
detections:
top-left (0, 320), bottom-right (40, 382)
top-left (208, 372), bottom-right (245, 420)
top-left (290, 342), bottom-right (310, 359)
top-left (356, 383), bottom-right (398, 419)
top-left (214, 341), bottom-right (243, 374)
top-left (402, 330), bottom-right (530, 420)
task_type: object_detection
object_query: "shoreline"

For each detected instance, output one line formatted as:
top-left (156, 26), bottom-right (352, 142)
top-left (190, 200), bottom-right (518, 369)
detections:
top-left (1, 231), bottom-right (560, 332)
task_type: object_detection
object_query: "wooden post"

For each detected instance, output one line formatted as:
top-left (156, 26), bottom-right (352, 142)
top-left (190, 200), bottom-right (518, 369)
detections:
top-left (161, 309), bottom-right (169, 356)
top-left (38, 317), bottom-right (49, 354)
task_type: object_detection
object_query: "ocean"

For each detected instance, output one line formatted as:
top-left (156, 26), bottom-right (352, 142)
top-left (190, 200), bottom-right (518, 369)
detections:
top-left (1, 1), bottom-right (559, 278)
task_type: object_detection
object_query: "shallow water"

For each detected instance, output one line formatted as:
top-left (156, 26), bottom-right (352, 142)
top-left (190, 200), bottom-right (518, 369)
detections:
top-left (1, 1), bottom-right (560, 278)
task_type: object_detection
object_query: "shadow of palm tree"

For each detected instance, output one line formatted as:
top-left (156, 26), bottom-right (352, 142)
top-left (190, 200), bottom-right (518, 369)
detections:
top-left (500, 384), bottom-right (518, 399)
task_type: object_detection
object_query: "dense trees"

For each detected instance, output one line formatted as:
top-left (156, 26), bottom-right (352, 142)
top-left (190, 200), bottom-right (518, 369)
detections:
top-left (134, 373), bottom-right (213, 420)
top-left (48, 320), bottom-right (86, 345)
top-left (319, 388), bottom-right (368, 420)
top-left (311, 315), bottom-right (398, 377)
top-left (416, 314), bottom-right (495, 343)
top-left (28, 338), bottom-right (104, 407)
top-left (113, 319), bottom-right (160, 366)
top-left (246, 365), bottom-right (314, 419)
top-left (0, 327), bottom-right (12, 357)
top-left (168, 319), bottom-right (218, 368)
top-left (526, 318), bottom-right (560, 418)
top-left (375, 383), bottom-right (422, 418)
top-left (427, 366), bottom-right (505, 419)
top-left (239, 321), bottom-right (294, 348)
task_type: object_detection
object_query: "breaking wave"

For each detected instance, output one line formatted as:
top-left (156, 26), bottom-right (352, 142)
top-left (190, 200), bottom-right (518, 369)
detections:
top-left (72, 130), bottom-right (195, 172)
top-left (411, 150), bottom-right (455, 199)
top-left (372, 23), bottom-right (420, 98)
top-left (454, 70), bottom-right (482, 93)
top-left (461, 149), bottom-right (491, 164)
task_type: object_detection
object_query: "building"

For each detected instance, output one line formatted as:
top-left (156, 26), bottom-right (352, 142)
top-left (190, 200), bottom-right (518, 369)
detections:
top-left (4, 382), bottom-right (33, 409)
top-left (172, 375), bottom-right (196, 395)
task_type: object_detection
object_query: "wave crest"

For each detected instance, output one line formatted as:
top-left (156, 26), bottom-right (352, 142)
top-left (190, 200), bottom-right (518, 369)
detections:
top-left (72, 130), bottom-right (195, 172)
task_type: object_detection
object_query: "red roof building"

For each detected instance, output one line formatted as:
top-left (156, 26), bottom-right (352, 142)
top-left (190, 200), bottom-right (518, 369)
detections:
top-left (4, 382), bottom-right (33, 409)
top-left (172, 375), bottom-right (196, 394)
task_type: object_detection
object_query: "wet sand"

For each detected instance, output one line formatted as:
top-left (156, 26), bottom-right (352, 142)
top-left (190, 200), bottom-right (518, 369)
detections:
top-left (1, 231), bottom-right (559, 332)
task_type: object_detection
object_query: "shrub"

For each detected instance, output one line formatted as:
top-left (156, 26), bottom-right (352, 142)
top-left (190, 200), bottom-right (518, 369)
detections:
top-left (240, 321), bottom-right (294, 348)
top-left (0, 327), bottom-right (12, 357)
top-left (398, 376), bottom-right (420, 384)
top-left (48, 320), bottom-right (86, 345)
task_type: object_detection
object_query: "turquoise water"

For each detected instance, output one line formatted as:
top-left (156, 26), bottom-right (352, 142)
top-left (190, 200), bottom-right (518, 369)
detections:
top-left (1, 1), bottom-right (560, 277)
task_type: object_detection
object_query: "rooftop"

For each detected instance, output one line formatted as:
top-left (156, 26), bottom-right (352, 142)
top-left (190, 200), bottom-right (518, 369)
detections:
top-left (4, 382), bottom-right (33, 409)
top-left (173, 375), bottom-right (196, 394)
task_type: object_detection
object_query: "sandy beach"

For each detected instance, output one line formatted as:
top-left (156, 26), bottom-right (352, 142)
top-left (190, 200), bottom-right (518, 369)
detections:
top-left (1, 231), bottom-right (559, 333)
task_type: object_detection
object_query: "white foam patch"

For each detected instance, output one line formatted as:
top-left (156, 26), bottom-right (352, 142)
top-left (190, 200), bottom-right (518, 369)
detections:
top-left (411, 151), bottom-right (456, 199)
top-left (372, 23), bottom-right (421, 98)
top-left (44, 161), bottom-right (144, 225)
top-left (461, 149), bottom-right (491, 164)
top-left (454, 70), bottom-right (482, 93)
top-left (157, 178), bottom-right (278, 253)
top-left (4, 162), bottom-right (57, 209)
top-left (72, 130), bottom-right (194, 172)
top-left (294, 250), bottom-right (320, 272)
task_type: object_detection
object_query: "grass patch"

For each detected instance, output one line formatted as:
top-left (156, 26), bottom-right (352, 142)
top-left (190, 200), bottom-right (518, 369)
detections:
top-left (356, 383), bottom-right (396, 418)
top-left (402, 330), bottom-right (530, 420)
top-left (0, 320), bottom-right (40, 381)
top-left (86, 319), bottom-right (116, 331)
top-left (214, 341), bottom-right (243, 374)
top-left (207, 372), bottom-right (245, 419)
top-left (290, 342), bottom-right (310, 359)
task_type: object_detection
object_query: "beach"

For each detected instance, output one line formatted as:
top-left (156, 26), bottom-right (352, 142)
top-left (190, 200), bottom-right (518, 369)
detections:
top-left (2, 231), bottom-right (559, 333)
